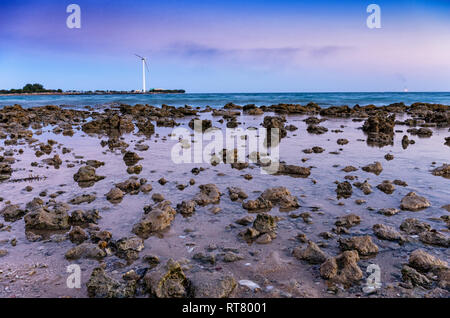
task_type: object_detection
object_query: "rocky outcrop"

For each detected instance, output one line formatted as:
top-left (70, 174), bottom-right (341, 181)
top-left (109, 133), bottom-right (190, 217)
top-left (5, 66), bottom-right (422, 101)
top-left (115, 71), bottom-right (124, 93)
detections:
top-left (336, 181), bottom-right (352, 199)
top-left (431, 164), bottom-right (450, 178)
top-left (362, 161), bottom-right (383, 175)
top-left (73, 166), bottom-right (105, 187)
top-left (194, 184), bottom-right (221, 206)
top-left (373, 224), bottom-right (405, 242)
top-left (400, 192), bottom-right (431, 211)
top-left (87, 266), bottom-right (136, 298)
top-left (320, 251), bottom-right (363, 287)
top-left (339, 236), bottom-right (379, 256)
top-left (115, 236), bottom-right (144, 261)
top-left (144, 259), bottom-right (192, 298)
top-left (293, 241), bottom-right (328, 264)
top-left (132, 201), bottom-right (176, 237)
top-left (362, 113), bottom-right (395, 146)
top-left (24, 202), bottom-right (70, 231)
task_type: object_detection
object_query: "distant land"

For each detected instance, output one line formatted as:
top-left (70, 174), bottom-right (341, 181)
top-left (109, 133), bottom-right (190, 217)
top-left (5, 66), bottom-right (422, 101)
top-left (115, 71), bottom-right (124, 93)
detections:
top-left (0, 83), bottom-right (185, 96)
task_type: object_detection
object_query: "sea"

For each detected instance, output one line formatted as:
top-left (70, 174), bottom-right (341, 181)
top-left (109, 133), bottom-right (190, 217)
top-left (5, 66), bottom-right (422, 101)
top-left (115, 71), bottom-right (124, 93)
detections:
top-left (1, 92), bottom-right (450, 110)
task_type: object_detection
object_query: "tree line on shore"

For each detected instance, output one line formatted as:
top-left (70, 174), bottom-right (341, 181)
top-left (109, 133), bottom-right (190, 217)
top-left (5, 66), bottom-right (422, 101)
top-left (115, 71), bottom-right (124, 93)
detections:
top-left (0, 83), bottom-right (62, 94)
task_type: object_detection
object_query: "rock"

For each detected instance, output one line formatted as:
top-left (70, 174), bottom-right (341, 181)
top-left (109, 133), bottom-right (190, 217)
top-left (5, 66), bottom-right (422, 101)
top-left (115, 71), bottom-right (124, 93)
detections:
top-left (362, 114), bottom-right (395, 146)
top-left (126, 165), bottom-right (142, 174)
top-left (69, 226), bottom-right (88, 244)
top-left (402, 265), bottom-right (432, 288)
top-left (123, 151), bottom-right (143, 166)
top-left (262, 116), bottom-right (287, 139)
top-left (376, 180), bottom-right (395, 194)
top-left (312, 146), bottom-right (325, 153)
top-left (136, 119), bottom-right (155, 135)
top-left (223, 252), bottom-right (244, 262)
top-left (378, 208), bottom-right (400, 216)
top-left (69, 209), bottom-right (100, 225)
top-left (235, 215), bottom-right (254, 226)
top-left (193, 252), bottom-right (216, 265)
top-left (86, 160), bottom-right (105, 168)
top-left (337, 138), bottom-right (349, 145)
top-left (73, 166), bottom-right (105, 187)
top-left (65, 243), bottom-right (106, 260)
top-left (176, 200), bottom-right (196, 217)
top-left (194, 184), bottom-right (221, 206)
top-left (115, 236), bottom-right (144, 261)
top-left (143, 254), bottom-right (160, 267)
top-left (407, 127), bottom-right (433, 137)
top-left (42, 154), bottom-right (62, 167)
top-left (24, 202), bottom-right (70, 230)
top-left (307, 124), bottom-right (328, 135)
top-left (144, 259), bottom-right (192, 298)
top-left (106, 187), bottom-right (124, 203)
top-left (292, 241), bottom-right (328, 264)
top-left (409, 249), bottom-right (448, 272)
top-left (191, 272), bottom-right (236, 298)
top-left (431, 164), bottom-right (450, 178)
top-left (253, 213), bottom-right (277, 234)
top-left (339, 236), bottom-right (379, 256)
top-left (342, 166), bottom-right (358, 172)
top-left (227, 187), bottom-right (248, 201)
top-left (188, 119), bottom-right (212, 132)
top-left (158, 177), bottom-right (168, 185)
top-left (402, 135), bottom-right (413, 149)
top-left (373, 224), bottom-right (405, 242)
top-left (242, 197), bottom-right (273, 212)
top-left (393, 179), bottom-right (408, 186)
top-left (89, 230), bottom-right (112, 243)
top-left (336, 181), bottom-right (352, 199)
top-left (69, 194), bottom-right (96, 205)
top-left (87, 266), bottom-right (136, 298)
top-left (82, 112), bottom-right (135, 135)
top-left (140, 184), bottom-right (153, 193)
top-left (277, 164), bottom-right (311, 177)
top-left (0, 204), bottom-right (25, 222)
top-left (335, 214), bottom-right (361, 228)
top-left (400, 192), bottom-right (431, 211)
top-left (255, 233), bottom-right (272, 244)
top-left (354, 180), bottom-right (372, 195)
top-left (400, 218), bottom-right (431, 234)
top-left (419, 230), bottom-right (450, 247)
top-left (260, 187), bottom-right (299, 210)
top-left (362, 161), bottom-right (383, 175)
top-left (384, 154), bottom-right (394, 161)
top-left (115, 177), bottom-right (141, 194)
top-left (132, 201), bottom-right (176, 237)
top-left (152, 193), bottom-right (165, 203)
top-left (320, 250), bottom-right (363, 287)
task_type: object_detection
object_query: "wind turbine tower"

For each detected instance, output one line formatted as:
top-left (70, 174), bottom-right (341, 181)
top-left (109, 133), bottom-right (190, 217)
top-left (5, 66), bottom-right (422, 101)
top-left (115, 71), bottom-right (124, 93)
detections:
top-left (135, 54), bottom-right (149, 93)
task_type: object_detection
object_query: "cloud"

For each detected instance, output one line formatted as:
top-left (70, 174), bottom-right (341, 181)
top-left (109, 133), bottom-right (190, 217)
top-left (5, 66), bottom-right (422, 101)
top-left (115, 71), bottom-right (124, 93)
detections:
top-left (159, 42), bottom-right (351, 65)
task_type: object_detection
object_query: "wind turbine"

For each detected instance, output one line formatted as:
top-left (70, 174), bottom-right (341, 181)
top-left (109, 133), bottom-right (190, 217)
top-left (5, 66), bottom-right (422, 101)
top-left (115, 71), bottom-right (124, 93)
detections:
top-left (135, 54), bottom-right (149, 93)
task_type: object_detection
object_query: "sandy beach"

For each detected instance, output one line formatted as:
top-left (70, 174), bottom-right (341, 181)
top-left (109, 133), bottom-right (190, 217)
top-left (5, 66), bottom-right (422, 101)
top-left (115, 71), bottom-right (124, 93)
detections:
top-left (0, 102), bottom-right (448, 298)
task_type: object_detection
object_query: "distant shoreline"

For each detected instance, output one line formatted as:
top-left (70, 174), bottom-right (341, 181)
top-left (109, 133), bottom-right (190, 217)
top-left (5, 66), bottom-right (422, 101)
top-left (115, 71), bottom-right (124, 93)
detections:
top-left (0, 90), bottom-right (186, 97)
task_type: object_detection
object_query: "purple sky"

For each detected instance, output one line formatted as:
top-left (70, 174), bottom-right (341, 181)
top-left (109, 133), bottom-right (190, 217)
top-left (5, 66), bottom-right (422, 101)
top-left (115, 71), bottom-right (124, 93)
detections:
top-left (1, 0), bottom-right (449, 92)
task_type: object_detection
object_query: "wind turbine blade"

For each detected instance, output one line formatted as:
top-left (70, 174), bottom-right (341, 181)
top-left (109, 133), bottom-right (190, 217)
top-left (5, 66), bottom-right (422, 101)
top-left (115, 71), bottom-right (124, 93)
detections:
top-left (134, 53), bottom-right (144, 59)
top-left (144, 59), bottom-right (150, 73)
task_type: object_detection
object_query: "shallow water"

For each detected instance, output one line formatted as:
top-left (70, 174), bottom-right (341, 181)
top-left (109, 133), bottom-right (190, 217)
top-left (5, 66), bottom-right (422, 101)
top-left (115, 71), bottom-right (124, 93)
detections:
top-left (0, 111), bottom-right (449, 298)
top-left (1, 92), bottom-right (450, 109)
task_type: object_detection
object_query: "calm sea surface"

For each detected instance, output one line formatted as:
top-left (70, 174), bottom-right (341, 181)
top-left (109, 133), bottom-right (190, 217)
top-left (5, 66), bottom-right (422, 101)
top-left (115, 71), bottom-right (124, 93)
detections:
top-left (1, 92), bottom-right (450, 109)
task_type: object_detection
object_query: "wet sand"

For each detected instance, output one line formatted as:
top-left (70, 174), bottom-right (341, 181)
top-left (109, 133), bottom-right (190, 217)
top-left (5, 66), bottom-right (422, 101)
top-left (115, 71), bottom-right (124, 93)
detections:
top-left (0, 103), bottom-right (449, 298)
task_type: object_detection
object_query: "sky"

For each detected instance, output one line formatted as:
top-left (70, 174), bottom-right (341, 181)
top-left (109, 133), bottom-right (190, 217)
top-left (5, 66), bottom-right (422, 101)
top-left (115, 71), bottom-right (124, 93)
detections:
top-left (0, 0), bottom-right (449, 93)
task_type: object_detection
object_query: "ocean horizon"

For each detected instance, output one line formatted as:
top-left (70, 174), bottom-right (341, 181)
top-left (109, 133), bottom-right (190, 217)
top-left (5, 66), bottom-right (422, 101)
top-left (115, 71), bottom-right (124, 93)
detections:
top-left (1, 92), bottom-right (450, 109)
